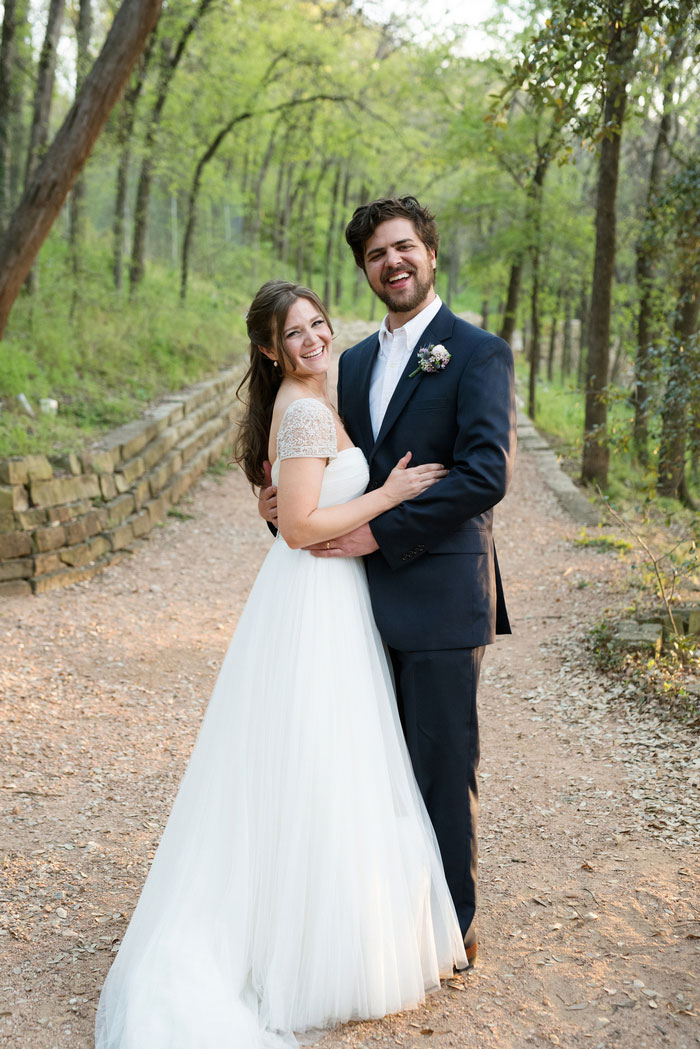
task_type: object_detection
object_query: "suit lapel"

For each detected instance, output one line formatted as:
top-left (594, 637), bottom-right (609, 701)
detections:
top-left (344, 336), bottom-right (377, 456)
top-left (369, 304), bottom-right (456, 464)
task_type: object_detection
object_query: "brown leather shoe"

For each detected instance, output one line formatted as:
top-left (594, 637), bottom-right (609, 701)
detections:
top-left (454, 940), bottom-right (478, 972)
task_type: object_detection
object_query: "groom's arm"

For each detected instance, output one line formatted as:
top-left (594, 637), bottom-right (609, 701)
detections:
top-left (257, 461), bottom-right (279, 534)
top-left (369, 334), bottom-right (516, 569)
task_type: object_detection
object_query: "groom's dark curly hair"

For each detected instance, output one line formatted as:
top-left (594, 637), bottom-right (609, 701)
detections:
top-left (345, 196), bottom-right (439, 271)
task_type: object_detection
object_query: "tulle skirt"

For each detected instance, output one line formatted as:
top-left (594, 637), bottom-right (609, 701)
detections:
top-left (95, 536), bottom-right (466, 1048)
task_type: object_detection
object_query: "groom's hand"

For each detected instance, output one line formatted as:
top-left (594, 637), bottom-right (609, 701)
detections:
top-left (307, 523), bottom-right (379, 558)
top-left (258, 461), bottom-right (278, 525)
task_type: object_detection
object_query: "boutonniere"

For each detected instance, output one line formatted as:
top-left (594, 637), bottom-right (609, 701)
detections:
top-left (409, 343), bottom-right (451, 378)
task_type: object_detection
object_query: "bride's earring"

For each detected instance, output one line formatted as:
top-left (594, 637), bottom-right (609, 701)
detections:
top-left (273, 361), bottom-right (278, 368)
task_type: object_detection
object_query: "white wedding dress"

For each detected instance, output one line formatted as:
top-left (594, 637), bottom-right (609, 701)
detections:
top-left (95, 399), bottom-right (466, 1049)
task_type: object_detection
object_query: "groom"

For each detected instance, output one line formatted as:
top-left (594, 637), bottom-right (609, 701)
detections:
top-left (261, 196), bottom-right (516, 965)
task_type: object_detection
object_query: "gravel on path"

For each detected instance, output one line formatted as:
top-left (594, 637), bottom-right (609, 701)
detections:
top-left (1, 331), bottom-right (699, 1049)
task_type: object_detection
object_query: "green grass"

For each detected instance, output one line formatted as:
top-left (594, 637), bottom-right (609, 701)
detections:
top-left (574, 527), bottom-right (633, 552)
top-left (516, 353), bottom-right (700, 512)
top-left (0, 235), bottom-right (249, 457)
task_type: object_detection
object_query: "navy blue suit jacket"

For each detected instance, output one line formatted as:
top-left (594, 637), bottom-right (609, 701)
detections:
top-left (337, 303), bottom-right (516, 652)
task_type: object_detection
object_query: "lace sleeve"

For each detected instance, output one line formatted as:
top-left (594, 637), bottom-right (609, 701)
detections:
top-left (276, 398), bottom-right (338, 462)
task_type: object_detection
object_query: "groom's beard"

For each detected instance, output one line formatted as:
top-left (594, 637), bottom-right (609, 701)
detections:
top-left (373, 266), bottom-right (435, 316)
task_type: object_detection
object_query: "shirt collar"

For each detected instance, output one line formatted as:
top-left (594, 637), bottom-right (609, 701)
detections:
top-left (378, 295), bottom-right (443, 355)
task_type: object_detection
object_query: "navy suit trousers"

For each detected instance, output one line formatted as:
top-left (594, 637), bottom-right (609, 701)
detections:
top-left (388, 645), bottom-right (484, 940)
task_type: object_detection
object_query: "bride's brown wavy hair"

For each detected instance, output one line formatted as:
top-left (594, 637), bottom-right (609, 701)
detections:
top-left (233, 280), bottom-right (333, 488)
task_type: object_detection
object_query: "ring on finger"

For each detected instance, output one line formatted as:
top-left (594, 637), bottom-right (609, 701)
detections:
top-left (326, 541), bottom-right (331, 550)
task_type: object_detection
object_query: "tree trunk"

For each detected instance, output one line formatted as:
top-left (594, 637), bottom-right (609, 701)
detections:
top-left (112, 40), bottom-right (154, 290)
top-left (581, 18), bottom-right (639, 487)
top-left (129, 0), bottom-right (214, 294)
top-left (500, 255), bottom-right (523, 344)
top-left (128, 40), bottom-right (169, 293)
top-left (546, 291), bottom-right (560, 382)
top-left (633, 32), bottom-right (685, 463)
top-left (0, 0), bottom-right (17, 232)
top-left (657, 159), bottom-right (700, 503)
top-left (68, 0), bottom-right (92, 305)
top-left (526, 158), bottom-right (547, 419)
top-left (296, 180), bottom-right (311, 283)
top-left (0, 0), bottom-right (163, 337)
top-left (272, 140), bottom-right (288, 258)
top-left (280, 164), bottom-right (296, 268)
top-left (657, 276), bottom-right (700, 499)
top-left (247, 122), bottom-right (278, 245)
top-left (180, 110), bottom-right (253, 302)
top-left (481, 299), bottom-right (489, 331)
top-left (334, 167), bottom-right (351, 305)
top-left (690, 388), bottom-right (700, 485)
top-left (324, 164), bottom-right (341, 307)
top-left (285, 161), bottom-right (311, 270)
top-left (7, 0), bottom-right (29, 211)
top-left (446, 242), bottom-right (460, 310)
top-left (351, 180), bottom-right (369, 306)
top-left (24, 0), bottom-right (65, 182)
top-left (170, 195), bottom-right (178, 267)
top-left (306, 157), bottom-right (331, 288)
top-left (528, 259), bottom-right (540, 420)
top-left (609, 335), bottom-right (624, 386)
top-left (23, 0), bottom-right (65, 292)
top-left (577, 285), bottom-right (589, 388)
top-left (239, 125), bottom-right (250, 201)
top-left (561, 295), bottom-right (572, 379)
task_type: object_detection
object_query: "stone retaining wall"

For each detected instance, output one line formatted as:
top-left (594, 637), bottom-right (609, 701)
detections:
top-left (0, 366), bottom-right (242, 597)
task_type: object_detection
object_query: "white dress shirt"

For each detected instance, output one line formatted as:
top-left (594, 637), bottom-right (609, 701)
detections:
top-left (369, 296), bottom-right (443, 439)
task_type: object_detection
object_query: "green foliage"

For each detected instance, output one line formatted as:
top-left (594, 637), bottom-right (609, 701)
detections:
top-left (0, 233), bottom-right (248, 456)
top-left (589, 617), bottom-right (699, 720)
top-left (517, 356), bottom-right (700, 509)
top-left (574, 527), bottom-right (633, 552)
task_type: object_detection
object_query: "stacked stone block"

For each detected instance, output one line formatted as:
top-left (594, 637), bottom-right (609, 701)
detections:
top-left (0, 368), bottom-right (241, 597)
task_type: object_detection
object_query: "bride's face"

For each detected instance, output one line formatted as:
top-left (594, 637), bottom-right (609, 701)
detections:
top-left (277, 297), bottom-right (332, 378)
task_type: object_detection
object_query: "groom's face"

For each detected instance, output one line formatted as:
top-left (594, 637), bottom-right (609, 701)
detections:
top-left (363, 217), bottom-right (437, 319)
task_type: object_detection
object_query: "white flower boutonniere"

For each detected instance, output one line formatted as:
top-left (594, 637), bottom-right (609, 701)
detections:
top-left (409, 343), bottom-right (451, 378)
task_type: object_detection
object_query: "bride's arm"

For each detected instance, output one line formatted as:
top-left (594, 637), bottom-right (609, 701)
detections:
top-left (277, 455), bottom-right (445, 550)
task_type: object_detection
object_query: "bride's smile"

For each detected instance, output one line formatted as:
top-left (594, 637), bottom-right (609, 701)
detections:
top-left (279, 297), bottom-right (333, 379)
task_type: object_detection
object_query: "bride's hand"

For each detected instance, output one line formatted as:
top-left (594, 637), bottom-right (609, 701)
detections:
top-left (382, 452), bottom-right (447, 506)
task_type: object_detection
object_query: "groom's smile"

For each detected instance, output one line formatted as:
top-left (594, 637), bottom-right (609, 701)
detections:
top-left (385, 269), bottom-right (413, 289)
top-left (363, 216), bottom-right (437, 326)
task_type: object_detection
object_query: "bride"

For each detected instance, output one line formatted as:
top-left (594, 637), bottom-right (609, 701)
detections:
top-left (95, 280), bottom-right (467, 1049)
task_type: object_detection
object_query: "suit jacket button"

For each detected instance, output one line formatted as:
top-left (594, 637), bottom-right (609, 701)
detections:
top-left (402, 552), bottom-right (411, 561)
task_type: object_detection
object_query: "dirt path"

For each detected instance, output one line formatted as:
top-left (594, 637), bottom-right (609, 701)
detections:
top-left (2, 339), bottom-right (699, 1048)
